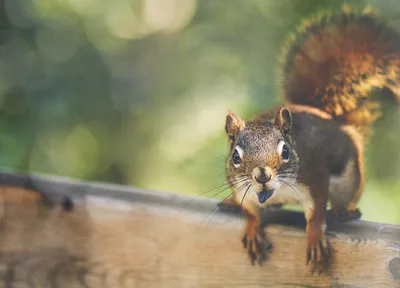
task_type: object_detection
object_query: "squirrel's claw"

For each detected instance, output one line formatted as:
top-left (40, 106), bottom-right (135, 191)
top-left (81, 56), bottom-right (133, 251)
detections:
top-left (242, 226), bottom-right (272, 266)
top-left (306, 239), bottom-right (331, 275)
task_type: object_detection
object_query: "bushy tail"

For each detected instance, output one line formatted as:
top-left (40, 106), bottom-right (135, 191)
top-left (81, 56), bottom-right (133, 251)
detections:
top-left (279, 6), bottom-right (400, 134)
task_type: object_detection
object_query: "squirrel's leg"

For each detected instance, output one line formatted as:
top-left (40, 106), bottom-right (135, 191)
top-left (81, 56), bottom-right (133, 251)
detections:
top-left (303, 183), bottom-right (331, 275)
top-left (329, 207), bottom-right (362, 222)
top-left (242, 209), bottom-right (272, 266)
top-left (240, 197), bottom-right (272, 266)
top-left (329, 157), bottom-right (364, 223)
top-left (329, 128), bottom-right (364, 222)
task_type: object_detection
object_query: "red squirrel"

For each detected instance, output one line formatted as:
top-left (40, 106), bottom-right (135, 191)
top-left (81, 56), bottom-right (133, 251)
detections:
top-left (224, 6), bottom-right (400, 274)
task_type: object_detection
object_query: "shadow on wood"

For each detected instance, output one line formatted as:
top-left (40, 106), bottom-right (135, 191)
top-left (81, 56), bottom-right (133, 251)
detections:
top-left (0, 171), bottom-right (398, 287)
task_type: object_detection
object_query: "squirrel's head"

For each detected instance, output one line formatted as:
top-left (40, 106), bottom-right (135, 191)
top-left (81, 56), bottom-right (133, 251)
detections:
top-left (224, 108), bottom-right (299, 206)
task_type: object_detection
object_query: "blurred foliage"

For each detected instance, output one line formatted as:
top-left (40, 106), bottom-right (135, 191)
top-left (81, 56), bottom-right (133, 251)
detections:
top-left (0, 0), bottom-right (399, 224)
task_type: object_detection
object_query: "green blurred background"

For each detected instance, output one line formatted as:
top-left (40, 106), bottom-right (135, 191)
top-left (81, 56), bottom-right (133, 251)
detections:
top-left (0, 0), bottom-right (399, 223)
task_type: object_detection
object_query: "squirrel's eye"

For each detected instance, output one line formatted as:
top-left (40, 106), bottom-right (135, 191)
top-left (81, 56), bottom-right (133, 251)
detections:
top-left (277, 140), bottom-right (290, 163)
top-left (232, 146), bottom-right (243, 167)
top-left (232, 149), bottom-right (241, 165)
top-left (281, 145), bottom-right (290, 162)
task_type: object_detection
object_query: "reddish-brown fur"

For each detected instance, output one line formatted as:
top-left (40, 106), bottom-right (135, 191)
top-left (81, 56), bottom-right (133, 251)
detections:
top-left (224, 6), bottom-right (400, 274)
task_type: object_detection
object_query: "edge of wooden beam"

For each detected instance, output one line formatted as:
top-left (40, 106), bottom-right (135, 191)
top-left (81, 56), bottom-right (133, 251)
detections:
top-left (0, 169), bottom-right (399, 242)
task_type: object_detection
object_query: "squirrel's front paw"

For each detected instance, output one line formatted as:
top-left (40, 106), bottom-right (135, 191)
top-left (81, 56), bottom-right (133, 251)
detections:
top-left (242, 225), bottom-right (272, 266)
top-left (306, 237), bottom-right (331, 275)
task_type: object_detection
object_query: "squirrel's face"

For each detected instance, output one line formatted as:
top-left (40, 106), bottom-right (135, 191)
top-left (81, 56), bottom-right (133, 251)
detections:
top-left (224, 108), bottom-right (299, 206)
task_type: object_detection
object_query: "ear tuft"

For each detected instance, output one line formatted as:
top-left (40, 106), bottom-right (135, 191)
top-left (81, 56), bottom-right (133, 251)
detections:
top-left (225, 111), bottom-right (245, 140)
top-left (275, 107), bottom-right (292, 136)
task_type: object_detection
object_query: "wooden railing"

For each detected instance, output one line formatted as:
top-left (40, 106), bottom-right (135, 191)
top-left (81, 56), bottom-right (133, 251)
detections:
top-left (0, 170), bottom-right (398, 287)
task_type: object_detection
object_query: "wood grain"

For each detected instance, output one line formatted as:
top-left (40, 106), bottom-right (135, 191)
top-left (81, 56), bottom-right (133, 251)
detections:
top-left (0, 172), bottom-right (397, 287)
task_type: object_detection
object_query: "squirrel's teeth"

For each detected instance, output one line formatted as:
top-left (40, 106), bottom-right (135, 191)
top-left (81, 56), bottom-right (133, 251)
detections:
top-left (258, 190), bottom-right (273, 204)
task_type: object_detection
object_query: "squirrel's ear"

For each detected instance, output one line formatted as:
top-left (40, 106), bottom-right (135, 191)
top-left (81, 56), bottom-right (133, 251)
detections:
top-left (275, 107), bottom-right (292, 137)
top-left (225, 111), bottom-right (245, 142)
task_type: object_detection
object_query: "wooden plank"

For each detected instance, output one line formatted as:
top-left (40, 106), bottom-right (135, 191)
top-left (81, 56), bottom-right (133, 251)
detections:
top-left (0, 171), bottom-right (398, 287)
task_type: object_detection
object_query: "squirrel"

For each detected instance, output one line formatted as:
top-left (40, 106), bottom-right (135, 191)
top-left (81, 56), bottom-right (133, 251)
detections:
top-left (224, 6), bottom-right (400, 274)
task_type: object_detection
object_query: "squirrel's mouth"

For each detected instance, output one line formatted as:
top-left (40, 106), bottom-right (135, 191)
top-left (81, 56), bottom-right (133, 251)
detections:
top-left (258, 188), bottom-right (274, 204)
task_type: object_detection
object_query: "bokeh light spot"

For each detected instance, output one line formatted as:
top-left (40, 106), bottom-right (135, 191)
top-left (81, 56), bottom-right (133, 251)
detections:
top-left (143, 0), bottom-right (197, 32)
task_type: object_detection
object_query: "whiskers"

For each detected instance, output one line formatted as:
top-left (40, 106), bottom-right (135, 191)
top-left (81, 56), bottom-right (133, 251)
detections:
top-left (172, 174), bottom-right (250, 236)
top-left (240, 182), bottom-right (252, 206)
top-left (276, 173), bottom-right (312, 202)
top-left (196, 179), bottom-right (250, 230)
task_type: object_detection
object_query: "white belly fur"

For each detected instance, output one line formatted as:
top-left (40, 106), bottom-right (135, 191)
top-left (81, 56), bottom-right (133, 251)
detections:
top-left (261, 181), bottom-right (315, 218)
top-left (258, 159), bottom-right (357, 212)
top-left (328, 159), bottom-right (358, 209)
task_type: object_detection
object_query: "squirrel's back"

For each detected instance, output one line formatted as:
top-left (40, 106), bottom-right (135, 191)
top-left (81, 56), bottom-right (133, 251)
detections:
top-left (279, 6), bottom-right (400, 135)
top-left (223, 5), bottom-right (400, 269)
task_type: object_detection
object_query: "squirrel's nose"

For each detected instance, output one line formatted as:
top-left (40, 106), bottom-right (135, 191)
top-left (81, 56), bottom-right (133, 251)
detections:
top-left (253, 167), bottom-right (272, 184)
